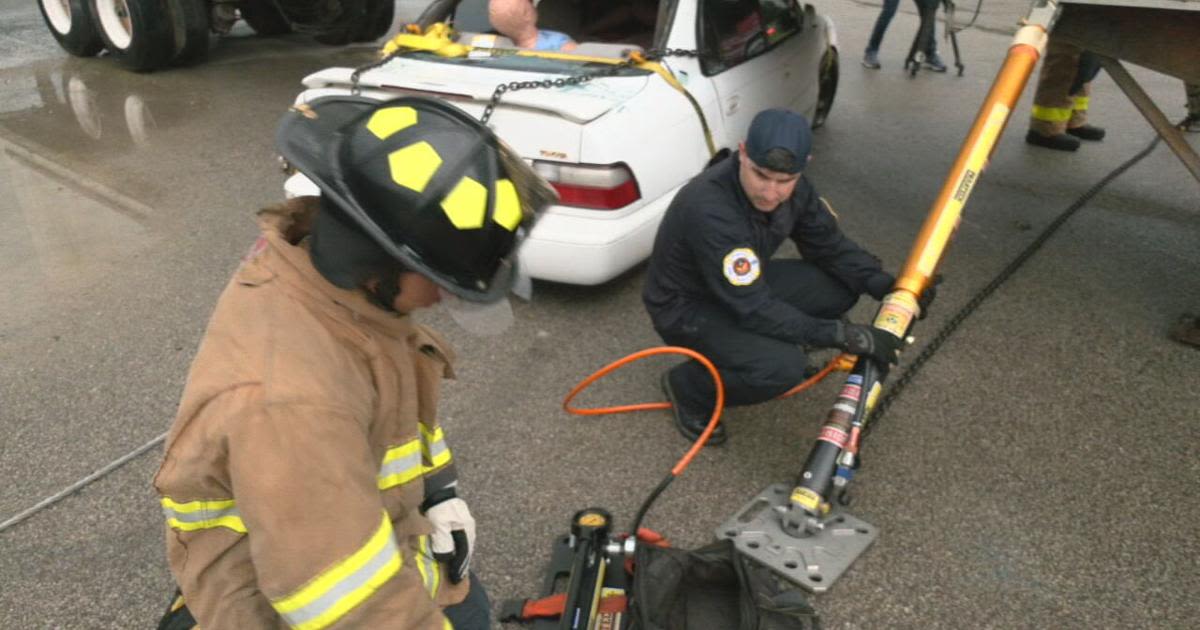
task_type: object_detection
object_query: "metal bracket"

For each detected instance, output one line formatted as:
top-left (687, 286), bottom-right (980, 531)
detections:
top-left (715, 483), bottom-right (878, 593)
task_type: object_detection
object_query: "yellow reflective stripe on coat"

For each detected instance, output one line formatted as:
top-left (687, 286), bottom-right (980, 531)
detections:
top-left (1031, 105), bottom-right (1073, 122)
top-left (161, 497), bottom-right (247, 534)
top-left (415, 535), bottom-right (441, 599)
top-left (378, 440), bottom-right (424, 490)
top-left (272, 511), bottom-right (402, 630)
top-left (1073, 96), bottom-right (1090, 111)
top-left (420, 424), bottom-right (452, 470)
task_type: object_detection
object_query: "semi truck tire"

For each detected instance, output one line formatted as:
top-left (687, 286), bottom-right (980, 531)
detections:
top-left (353, 0), bottom-right (395, 43)
top-left (90, 0), bottom-right (175, 71)
top-left (37, 0), bottom-right (105, 57)
top-left (167, 0), bottom-right (210, 66)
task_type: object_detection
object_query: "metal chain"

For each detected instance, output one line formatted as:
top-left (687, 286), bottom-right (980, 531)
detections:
top-left (480, 48), bottom-right (701, 125)
top-left (862, 132), bottom-right (1165, 439)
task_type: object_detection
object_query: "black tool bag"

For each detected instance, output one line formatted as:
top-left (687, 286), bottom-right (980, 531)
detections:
top-left (628, 539), bottom-right (821, 630)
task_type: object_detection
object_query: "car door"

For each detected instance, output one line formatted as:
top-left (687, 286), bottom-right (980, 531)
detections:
top-left (697, 0), bottom-right (812, 147)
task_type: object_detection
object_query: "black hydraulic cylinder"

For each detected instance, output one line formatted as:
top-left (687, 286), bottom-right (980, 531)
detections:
top-left (561, 508), bottom-right (612, 630)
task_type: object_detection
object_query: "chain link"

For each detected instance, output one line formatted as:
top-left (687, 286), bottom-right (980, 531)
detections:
top-left (863, 133), bottom-right (1165, 439)
top-left (348, 42), bottom-right (701, 120)
top-left (480, 48), bottom-right (701, 125)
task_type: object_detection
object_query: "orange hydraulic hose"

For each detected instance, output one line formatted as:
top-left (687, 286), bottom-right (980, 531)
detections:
top-left (562, 346), bottom-right (723, 476)
top-left (562, 347), bottom-right (851, 476)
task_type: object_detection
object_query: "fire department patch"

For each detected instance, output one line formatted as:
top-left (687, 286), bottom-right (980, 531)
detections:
top-left (722, 247), bottom-right (761, 286)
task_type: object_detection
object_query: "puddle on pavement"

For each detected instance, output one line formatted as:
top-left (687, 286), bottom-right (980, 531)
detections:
top-left (0, 48), bottom-right (371, 309)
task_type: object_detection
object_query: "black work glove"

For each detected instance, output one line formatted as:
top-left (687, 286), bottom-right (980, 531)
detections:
top-left (838, 323), bottom-right (902, 366)
top-left (916, 274), bottom-right (943, 320)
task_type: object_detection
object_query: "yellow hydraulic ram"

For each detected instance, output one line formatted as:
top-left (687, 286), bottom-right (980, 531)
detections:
top-left (781, 3), bottom-right (1059, 534)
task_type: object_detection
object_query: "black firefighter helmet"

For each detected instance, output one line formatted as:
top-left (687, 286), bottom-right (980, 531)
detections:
top-left (276, 94), bottom-right (556, 302)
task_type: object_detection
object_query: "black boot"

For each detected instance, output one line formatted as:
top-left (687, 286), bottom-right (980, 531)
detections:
top-left (1067, 124), bottom-right (1106, 141)
top-left (1025, 130), bottom-right (1080, 152)
top-left (660, 371), bottom-right (726, 445)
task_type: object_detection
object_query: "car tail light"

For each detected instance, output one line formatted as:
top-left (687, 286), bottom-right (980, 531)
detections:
top-left (532, 161), bottom-right (641, 210)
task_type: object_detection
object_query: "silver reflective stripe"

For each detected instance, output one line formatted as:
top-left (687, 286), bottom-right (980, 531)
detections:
top-left (426, 439), bottom-right (449, 466)
top-left (377, 441), bottom-right (424, 490)
top-left (421, 425), bottom-right (452, 469)
top-left (384, 446), bottom-right (427, 487)
top-left (416, 536), bottom-right (440, 598)
top-left (161, 497), bottom-right (246, 534)
top-left (274, 513), bottom-right (402, 630)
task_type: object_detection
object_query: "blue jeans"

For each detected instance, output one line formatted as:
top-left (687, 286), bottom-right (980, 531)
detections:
top-left (865, 0), bottom-right (938, 55)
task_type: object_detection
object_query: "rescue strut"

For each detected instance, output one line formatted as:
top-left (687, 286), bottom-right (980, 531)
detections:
top-left (718, 1), bottom-right (1061, 592)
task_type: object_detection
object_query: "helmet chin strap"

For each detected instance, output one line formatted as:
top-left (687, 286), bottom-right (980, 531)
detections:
top-left (365, 268), bottom-right (404, 313)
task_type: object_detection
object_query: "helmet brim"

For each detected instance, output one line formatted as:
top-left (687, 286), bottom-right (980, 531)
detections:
top-left (276, 95), bottom-right (542, 303)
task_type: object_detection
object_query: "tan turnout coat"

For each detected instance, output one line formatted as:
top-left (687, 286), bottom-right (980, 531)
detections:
top-left (154, 197), bottom-right (467, 629)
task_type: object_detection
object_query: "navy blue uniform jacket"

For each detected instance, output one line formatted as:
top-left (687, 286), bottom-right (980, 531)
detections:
top-left (642, 154), bottom-right (892, 347)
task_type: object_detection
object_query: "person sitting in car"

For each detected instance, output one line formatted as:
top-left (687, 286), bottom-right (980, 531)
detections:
top-left (489, 0), bottom-right (578, 51)
top-left (583, 0), bottom-right (658, 49)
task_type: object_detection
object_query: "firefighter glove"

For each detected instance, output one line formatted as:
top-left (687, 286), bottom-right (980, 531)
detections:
top-left (423, 494), bottom-right (476, 584)
top-left (839, 323), bottom-right (902, 366)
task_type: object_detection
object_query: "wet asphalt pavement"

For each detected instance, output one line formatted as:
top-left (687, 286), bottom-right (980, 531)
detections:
top-left (1, 1), bottom-right (1197, 628)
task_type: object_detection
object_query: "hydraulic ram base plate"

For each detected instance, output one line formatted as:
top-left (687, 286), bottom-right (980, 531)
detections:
top-left (715, 483), bottom-right (878, 593)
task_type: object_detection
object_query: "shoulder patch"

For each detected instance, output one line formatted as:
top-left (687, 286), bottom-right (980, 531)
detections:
top-left (722, 248), bottom-right (761, 286)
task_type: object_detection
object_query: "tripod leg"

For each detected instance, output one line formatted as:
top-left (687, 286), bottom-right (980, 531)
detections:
top-left (943, 0), bottom-right (964, 75)
top-left (951, 30), bottom-right (964, 75)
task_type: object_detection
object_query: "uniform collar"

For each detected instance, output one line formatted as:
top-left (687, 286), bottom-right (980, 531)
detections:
top-left (249, 197), bottom-right (418, 340)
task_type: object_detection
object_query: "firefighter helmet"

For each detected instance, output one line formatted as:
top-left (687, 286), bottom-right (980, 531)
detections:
top-left (276, 94), bottom-right (555, 302)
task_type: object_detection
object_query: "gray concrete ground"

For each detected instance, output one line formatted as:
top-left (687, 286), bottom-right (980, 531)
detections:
top-left (1, 1), bottom-right (1197, 628)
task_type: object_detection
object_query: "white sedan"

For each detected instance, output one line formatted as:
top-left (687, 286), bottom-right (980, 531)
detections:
top-left (286, 0), bottom-right (839, 285)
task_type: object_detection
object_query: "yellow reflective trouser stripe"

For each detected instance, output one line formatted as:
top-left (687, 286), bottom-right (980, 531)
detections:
top-left (272, 511), bottom-right (402, 630)
top-left (1031, 105), bottom-right (1073, 123)
top-left (415, 535), bottom-right (441, 599)
top-left (161, 497), bottom-right (247, 534)
top-left (1073, 96), bottom-right (1089, 111)
top-left (378, 440), bottom-right (424, 490)
top-left (420, 425), bottom-right (452, 470)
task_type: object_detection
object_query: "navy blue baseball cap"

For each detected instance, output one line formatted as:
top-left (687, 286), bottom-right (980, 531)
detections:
top-left (744, 108), bottom-right (813, 174)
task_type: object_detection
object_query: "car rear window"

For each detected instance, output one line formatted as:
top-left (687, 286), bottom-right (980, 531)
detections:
top-left (404, 50), bottom-right (651, 77)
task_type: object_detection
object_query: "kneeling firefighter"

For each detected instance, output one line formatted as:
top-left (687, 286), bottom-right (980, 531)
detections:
top-left (154, 95), bottom-right (554, 629)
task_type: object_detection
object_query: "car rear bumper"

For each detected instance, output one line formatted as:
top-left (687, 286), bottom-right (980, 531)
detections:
top-left (285, 173), bottom-right (683, 287)
top-left (519, 184), bottom-right (682, 285)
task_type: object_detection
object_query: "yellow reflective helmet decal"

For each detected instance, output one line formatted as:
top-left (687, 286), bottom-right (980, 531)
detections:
top-left (441, 176), bottom-right (488, 229)
top-left (387, 141), bottom-right (442, 193)
top-left (492, 179), bottom-right (521, 232)
top-left (366, 107), bottom-right (418, 140)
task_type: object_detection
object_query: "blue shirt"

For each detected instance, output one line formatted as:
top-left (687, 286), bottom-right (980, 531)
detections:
top-left (533, 29), bottom-right (574, 51)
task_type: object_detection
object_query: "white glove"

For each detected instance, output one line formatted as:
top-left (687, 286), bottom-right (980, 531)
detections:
top-left (425, 497), bottom-right (476, 584)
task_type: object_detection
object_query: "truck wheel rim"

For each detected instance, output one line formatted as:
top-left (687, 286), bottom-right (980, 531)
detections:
top-left (41, 0), bottom-right (73, 35)
top-left (95, 0), bottom-right (134, 50)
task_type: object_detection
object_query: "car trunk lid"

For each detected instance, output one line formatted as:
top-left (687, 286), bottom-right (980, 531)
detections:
top-left (300, 58), bottom-right (650, 162)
